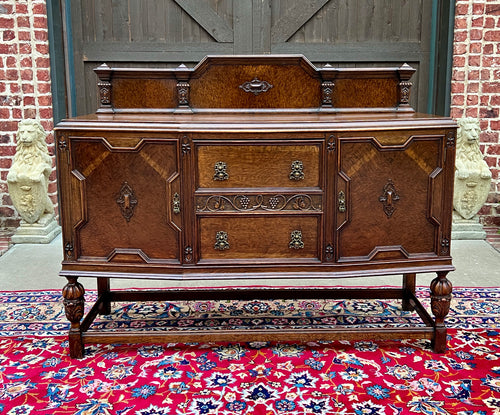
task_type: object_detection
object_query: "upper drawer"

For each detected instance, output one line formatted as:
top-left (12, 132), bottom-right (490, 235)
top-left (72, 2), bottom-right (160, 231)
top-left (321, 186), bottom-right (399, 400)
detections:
top-left (196, 144), bottom-right (321, 188)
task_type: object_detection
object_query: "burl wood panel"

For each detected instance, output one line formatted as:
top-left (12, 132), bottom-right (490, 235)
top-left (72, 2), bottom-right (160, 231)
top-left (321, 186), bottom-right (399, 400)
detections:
top-left (190, 65), bottom-right (321, 109)
top-left (337, 135), bottom-right (443, 260)
top-left (112, 78), bottom-right (177, 109)
top-left (333, 79), bottom-right (399, 108)
top-left (199, 216), bottom-right (320, 260)
top-left (196, 144), bottom-right (321, 188)
top-left (71, 139), bottom-right (181, 261)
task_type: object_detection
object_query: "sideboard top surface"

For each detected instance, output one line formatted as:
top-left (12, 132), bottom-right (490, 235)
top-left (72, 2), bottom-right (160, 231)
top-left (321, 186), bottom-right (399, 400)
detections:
top-left (56, 112), bottom-right (457, 133)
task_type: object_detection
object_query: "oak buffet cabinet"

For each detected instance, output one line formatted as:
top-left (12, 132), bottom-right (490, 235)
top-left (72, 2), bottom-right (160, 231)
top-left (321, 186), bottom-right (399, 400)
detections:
top-left (55, 55), bottom-right (456, 358)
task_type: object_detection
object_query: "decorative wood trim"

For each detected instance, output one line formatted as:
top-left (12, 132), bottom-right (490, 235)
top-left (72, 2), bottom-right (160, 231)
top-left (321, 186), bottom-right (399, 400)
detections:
top-left (378, 179), bottom-right (400, 218)
top-left (325, 244), bottom-right (334, 262)
top-left (322, 81), bottom-right (334, 107)
top-left (196, 194), bottom-right (322, 212)
top-left (397, 63), bottom-right (415, 108)
top-left (94, 63), bottom-right (113, 113)
top-left (327, 135), bottom-right (336, 152)
top-left (116, 182), bottom-right (138, 222)
top-left (64, 241), bottom-right (74, 259)
top-left (177, 81), bottom-right (190, 107)
top-left (184, 246), bottom-right (193, 263)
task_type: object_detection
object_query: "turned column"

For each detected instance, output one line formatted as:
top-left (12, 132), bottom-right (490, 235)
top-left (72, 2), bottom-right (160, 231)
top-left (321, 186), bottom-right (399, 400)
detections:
top-left (62, 277), bottom-right (85, 358)
top-left (430, 271), bottom-right (453, 353)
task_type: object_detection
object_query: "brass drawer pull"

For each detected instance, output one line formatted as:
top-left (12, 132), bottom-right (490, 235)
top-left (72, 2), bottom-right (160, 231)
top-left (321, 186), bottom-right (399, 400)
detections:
top-left (289, 230), bottom-right (304, 249)
top-left (214, 161), bottom-right (229, 181)
top-left (214, 231), bottom-right (230, 250)
top-left (338, 190), bottom-right (346, 213)
top-left (289, 160), bottom-right (304, 180)
top-left (173, 192), bottom-right (180, 214)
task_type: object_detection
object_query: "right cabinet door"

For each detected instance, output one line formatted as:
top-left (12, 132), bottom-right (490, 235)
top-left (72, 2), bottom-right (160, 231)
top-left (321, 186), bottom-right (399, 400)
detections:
top-left (336, 131), bottom-right (448, 262)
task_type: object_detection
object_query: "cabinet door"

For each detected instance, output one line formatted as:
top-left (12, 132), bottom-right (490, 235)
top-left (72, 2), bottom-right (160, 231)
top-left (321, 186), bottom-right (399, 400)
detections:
top-left (336, 132), bottom-right (447, 262)
top-left (67, 135), bottom-right (182, 263)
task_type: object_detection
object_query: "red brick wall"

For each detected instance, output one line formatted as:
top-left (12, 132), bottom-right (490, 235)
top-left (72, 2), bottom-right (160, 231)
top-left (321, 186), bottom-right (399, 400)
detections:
top-left (451, 0), bottom-right (500, 226)
top-left (0, 0), bottom-right (56, 228)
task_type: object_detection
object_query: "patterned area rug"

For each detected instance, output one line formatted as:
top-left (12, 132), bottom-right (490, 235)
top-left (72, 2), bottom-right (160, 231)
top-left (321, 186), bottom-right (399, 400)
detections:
top-left (0, 287), bottom-right (499, 414)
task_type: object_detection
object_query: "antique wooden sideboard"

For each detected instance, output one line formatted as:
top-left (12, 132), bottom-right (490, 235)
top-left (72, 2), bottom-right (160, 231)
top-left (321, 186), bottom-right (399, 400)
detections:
top-left (55, 55), bottom-right (456, 358)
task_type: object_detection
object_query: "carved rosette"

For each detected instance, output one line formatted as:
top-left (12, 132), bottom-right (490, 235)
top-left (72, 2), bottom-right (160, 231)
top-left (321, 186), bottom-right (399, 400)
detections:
top-left (184, 246), bottom-right (193, 263)
top-left (58, 138), bottom-right (67, 151)
top-left (62, 278), bottom-right (85, 325)
top-left (182, 136), bottom-right (191, 154)
top-left (325, 244), bottom-right (334, 261)
top-left (322, 81), bottom-right (334, 107)
top-left (327, 135), bottom-right (336, 152)
top-left (446, 131), bottom-right (456, 148)
top-left (440, 236), bottom-right (450, 255)
top-left (64, 242), bottom-right (74, 259)
top-left (177, 81), bottom-right (190, 106)
top-left (430, 273), bottom-right (453, 325)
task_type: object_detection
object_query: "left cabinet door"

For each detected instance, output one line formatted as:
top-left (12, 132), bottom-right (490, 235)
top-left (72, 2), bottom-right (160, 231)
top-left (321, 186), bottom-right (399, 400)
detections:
top-left (57, 133), bottom-right (182, 264)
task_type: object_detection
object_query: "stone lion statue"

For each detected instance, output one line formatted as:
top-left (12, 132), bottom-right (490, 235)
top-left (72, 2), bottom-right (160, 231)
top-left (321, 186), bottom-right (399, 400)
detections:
top-left (453, 118), bottom-right (492, 220)
top-left (455, 118), bottom-right (492, 180)
top-left (7, 119), bottom-right (55, 224)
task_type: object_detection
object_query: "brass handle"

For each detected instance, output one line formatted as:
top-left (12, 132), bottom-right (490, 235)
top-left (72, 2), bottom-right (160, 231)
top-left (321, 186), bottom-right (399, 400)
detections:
top-left (173, 192), bottom-right (180, 214)
top-left (338, 191), bottom-right (346, 213)
top-left (214, 231), bottom-right (230, 250)
top-left (289, 230), bottom-right (304, 249)
top-left (214, 161), bottom-right (229, 181)
top-left (289, 160), bottom-right (304, 181)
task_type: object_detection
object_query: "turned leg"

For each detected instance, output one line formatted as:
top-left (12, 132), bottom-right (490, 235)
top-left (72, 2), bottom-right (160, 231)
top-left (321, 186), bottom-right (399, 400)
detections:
top-left (430, 271), bottom-right (453, 353)
top-left (62, 277), bottom-right (85, 358)
top-left (402, 273), bottom-right (416, 311)
top-left (97, 277), bottom-right (111, 315)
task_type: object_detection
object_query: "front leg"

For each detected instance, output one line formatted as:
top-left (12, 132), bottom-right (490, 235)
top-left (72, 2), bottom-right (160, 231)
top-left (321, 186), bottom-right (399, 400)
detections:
top-left (62, 277), bottom-right (85, 358)
top-left (430, 271), bottom-right (453, 353)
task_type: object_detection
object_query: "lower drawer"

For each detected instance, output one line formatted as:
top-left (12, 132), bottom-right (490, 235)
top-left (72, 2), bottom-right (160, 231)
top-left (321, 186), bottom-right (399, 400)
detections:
top-left (198, 216), bottom-right (320, 260)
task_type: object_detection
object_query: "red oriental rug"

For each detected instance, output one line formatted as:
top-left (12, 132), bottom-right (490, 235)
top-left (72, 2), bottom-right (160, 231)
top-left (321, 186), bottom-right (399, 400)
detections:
top-left (0, 287), bottom-right (499, 414)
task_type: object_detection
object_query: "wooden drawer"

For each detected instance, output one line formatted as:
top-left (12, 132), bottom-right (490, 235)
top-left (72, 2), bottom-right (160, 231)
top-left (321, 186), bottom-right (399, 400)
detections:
top-left (198, 216), bottom-right (320, 260)
top-left (196, 144), bottom-right (321, 188)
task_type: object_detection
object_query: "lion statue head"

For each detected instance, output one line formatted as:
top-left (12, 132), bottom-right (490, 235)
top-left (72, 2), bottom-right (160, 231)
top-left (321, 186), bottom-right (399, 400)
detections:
top-left (13, 119), bottom-right (52, 168)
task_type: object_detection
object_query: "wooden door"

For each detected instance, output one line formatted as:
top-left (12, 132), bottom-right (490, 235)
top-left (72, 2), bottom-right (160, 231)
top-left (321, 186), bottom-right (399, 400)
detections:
top-left (62, 133), bottom-right (182, 264)
top-left (66, 0), bottom-right (434, 116)
top-left (335, 131), bottom-right (448, 262)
